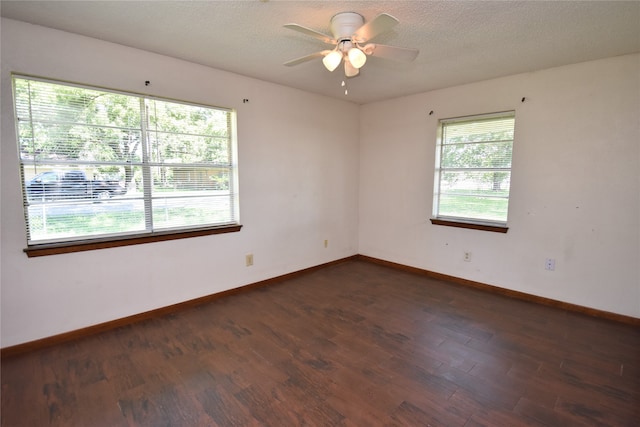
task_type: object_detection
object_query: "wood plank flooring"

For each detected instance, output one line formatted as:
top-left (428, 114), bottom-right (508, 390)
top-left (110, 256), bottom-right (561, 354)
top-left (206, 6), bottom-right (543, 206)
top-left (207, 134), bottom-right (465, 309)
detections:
top-left (2, 260), bottom-right (639, 426)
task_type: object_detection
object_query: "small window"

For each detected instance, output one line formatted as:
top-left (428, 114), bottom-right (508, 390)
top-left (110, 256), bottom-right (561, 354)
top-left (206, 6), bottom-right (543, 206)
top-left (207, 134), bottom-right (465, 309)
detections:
top-left (432, 111), bottom-right (515, 229)
top-left (13, 76), bottom-right (239, 247)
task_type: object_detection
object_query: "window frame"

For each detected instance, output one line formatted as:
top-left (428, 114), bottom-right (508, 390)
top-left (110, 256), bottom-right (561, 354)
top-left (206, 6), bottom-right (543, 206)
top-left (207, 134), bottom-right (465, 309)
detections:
top-left (13, 74), bottom-right (241, 256)
top-left (431, 111), bottom-right (515, 232)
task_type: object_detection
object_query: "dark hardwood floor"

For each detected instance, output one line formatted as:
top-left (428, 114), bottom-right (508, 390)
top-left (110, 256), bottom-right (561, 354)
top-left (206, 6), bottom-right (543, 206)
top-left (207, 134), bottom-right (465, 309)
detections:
top-left (2, 260), bottom-right (639, 426)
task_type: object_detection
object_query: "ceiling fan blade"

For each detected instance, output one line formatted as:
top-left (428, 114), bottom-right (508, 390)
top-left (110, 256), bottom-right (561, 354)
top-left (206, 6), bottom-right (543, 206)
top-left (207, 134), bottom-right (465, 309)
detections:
top-left (284, 24), bottom-right (336, 45)
top-left (284, 51), bottom-right (331, 67)
top-left (352, 13), bottom-right (399, 43)
top-left (364, 43), bottom-right (419, 62)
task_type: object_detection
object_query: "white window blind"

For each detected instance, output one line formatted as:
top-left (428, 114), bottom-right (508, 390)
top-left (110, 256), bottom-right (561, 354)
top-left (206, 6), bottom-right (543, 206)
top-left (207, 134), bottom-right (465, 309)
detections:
top-left (433, 111), bottom-right (515, 225)
top-left (13, 76), bottom-right (239, 245)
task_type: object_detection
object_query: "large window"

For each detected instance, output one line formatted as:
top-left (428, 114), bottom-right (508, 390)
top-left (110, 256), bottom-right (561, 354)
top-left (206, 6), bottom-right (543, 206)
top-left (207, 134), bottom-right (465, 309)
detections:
top-left (13, 76), bottom-right (239, 249)
top-left (432, 111), bottom-right (515, 229)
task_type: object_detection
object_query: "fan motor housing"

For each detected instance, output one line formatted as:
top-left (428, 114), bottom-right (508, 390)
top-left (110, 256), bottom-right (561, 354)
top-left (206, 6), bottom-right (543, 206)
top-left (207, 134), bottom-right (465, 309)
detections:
top-left (330, 12), bottom-right (364, 40)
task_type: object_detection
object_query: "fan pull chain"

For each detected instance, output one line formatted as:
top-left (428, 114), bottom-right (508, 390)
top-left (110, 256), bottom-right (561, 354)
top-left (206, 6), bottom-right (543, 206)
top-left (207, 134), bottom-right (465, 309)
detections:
top-left (342, 80), bottom-right (348, 95)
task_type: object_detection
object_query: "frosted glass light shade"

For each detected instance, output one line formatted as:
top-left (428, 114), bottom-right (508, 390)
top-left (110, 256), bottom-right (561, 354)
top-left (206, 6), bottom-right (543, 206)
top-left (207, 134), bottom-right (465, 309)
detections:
top-left (344, 59), bottom-right (359, 77)
top-left (322, 51), bottom-right (343, 72)
top-left (347, 47), bottom-right (367, 69)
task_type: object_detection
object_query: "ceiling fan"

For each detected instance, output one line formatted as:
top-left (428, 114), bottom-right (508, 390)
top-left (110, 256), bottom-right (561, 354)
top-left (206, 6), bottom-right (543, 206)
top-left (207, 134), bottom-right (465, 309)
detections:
top-left (284, 12), bottom-right (419, 78)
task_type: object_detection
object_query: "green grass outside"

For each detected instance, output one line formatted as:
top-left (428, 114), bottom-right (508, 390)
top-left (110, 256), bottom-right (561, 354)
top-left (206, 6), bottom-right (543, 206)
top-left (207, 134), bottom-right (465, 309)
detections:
top-left (28, 207), bottom-right (232, 241)
top-left (438, 194), bottom-right (508, 222)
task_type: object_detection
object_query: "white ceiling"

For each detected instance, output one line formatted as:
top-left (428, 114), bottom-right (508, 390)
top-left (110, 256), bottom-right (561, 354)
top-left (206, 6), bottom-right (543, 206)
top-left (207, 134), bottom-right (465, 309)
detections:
top-left (2, 1), bottom-right (639, 104)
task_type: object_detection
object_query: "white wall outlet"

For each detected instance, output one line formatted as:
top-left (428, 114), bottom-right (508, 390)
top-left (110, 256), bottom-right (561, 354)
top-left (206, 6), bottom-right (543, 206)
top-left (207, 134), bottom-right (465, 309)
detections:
top-left (464, 252), bottom-right (471, 262)
top-left (246, 253), bottom-right (254, 267)
top-left (324, 239), bottom-right (328, 248)
top-left (545, 258), bottom-right (556, 271)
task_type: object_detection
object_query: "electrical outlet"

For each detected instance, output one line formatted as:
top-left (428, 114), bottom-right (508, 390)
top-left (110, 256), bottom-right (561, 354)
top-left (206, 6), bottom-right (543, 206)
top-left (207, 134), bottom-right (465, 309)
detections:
top-left (545, 258), bottom-right (555, 271)
top-left (324, 239), bottom-right (328, 248)
top-left (464, 252), bottom-right (471, 262)
top-left (246, 253), bottom-right (253, 267)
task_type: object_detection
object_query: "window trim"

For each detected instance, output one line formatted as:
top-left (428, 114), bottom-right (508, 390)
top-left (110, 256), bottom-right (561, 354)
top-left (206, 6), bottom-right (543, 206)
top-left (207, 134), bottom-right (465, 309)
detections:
top-left (13, 74), bottom-right (241, 253)
top-left (430, 218), bottom-right (508, 233)
top-left (24, 224), bottom-right (242, 257)
top-left (431, 110), bottom-right (515, 230)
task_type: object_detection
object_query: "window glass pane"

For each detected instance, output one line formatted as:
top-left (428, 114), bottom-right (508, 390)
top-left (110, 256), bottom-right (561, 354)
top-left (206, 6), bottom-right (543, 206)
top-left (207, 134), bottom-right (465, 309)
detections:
top-left (16, 79), bottom-right (143, 168)
top-left (150, 165), bottom-right (234, 229)
top-left (22, 164), bottom-right (145, 242)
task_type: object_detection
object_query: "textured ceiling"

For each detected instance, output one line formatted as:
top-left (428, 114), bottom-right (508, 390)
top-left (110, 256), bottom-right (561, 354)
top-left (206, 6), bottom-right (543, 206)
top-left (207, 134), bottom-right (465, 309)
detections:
top-left (2, 1), bottom-right (639, 104)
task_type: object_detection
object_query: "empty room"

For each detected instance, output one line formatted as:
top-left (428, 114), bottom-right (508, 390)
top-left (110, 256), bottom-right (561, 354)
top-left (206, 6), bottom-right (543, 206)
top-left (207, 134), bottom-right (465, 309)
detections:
top-left (1, 1), bottom-right (638, 426)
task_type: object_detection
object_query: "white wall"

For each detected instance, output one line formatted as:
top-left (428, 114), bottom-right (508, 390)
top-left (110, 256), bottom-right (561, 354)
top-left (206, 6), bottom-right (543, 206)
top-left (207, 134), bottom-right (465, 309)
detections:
top-left (2, 19), bottom-right (638, 349)
top-left (0, 19), bottom-right (360, 347)
top-left (359, 53), bottom-right (640, 318)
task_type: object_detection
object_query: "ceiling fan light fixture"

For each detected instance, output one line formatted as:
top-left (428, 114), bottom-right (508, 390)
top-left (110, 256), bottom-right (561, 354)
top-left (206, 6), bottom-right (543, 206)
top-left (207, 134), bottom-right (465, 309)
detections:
top-left (322, 50), bottom-right (343, 72)
top-left (284, 11), bottom-right (419, 88)
top-left (344, 59), bottom-right (360, 77)
top-left (348, 47), bottom-right (367, 69)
